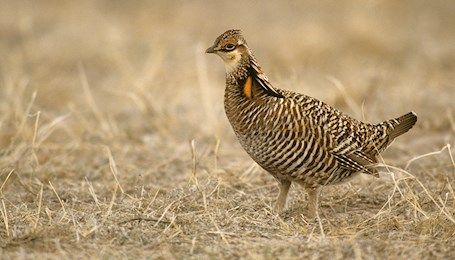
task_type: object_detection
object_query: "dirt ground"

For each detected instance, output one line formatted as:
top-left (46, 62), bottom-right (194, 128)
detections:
top-left (0, 0), bottom-right (454, 259)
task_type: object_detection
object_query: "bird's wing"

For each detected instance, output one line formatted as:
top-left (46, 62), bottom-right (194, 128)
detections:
top-left (328, 113), bottom-right (416, 176)
top-left (278, 95), bottom-right (380, 176)
top-left (327, 118), bottom-right (379, 176)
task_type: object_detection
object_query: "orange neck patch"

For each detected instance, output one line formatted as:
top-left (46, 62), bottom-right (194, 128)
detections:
top-left (243, 76), bottom-right (253, 98)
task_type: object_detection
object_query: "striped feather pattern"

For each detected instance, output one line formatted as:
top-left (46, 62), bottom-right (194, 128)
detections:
top-left (224, 65), bottom-right (416, 188)
top-left (210, 30), bottom-right (417, 189)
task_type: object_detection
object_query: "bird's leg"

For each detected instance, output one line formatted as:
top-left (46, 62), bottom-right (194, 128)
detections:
top-left (306, 186), bottom-right (321, 218)
top-left (273, 180), bottom-right (291, 213)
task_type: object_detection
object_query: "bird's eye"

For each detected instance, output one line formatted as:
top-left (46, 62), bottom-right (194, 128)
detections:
top-left (224, 44), bottom-right (236, 51)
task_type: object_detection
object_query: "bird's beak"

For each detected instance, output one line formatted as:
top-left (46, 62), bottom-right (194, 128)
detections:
top-left (205, 45), bottom-right (216, 54)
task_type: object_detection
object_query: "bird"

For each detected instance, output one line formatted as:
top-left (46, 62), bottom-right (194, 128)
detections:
top-left (205, 29), bottom-right (417, 217)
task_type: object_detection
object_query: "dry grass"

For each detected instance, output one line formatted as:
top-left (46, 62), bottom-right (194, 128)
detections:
top-left (0, 0), bottom-right (455, 258)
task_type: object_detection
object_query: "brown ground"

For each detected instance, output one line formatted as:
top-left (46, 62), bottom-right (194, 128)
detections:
top-left (0, 0), bottom-right (454, 259)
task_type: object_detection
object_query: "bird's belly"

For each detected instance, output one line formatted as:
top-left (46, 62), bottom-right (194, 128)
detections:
top-left (233, 128), bottom-right (357, 186)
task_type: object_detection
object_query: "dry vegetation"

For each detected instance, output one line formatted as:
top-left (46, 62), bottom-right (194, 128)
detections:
top-left (0, 0), bottom-right (454, 258)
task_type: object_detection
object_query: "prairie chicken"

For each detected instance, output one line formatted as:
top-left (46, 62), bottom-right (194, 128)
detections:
top-left (206, 29), bottom-right (417, 217)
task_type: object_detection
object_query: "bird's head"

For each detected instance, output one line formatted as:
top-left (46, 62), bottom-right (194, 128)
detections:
top-left (206, 29), bottom-right (250, 72)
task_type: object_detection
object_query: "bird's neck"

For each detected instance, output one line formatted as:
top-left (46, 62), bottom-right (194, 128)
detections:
top-left (224, 53), bottom-right (258, 93)
top-left (224, 53), bottom-right (280, 101)
top-left (226, 54), bottom-right (250, 79)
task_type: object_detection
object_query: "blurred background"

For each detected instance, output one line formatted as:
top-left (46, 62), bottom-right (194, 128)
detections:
top-left (0, 1), bottom-right (454, 257)
top-left (1, 0), bottom-right (453, 145)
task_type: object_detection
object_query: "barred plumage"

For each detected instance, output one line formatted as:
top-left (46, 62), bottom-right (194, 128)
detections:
top-left (206, 29), bottom-right (417, 217)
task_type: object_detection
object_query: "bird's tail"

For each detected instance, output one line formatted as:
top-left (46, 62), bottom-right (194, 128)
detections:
top-left (386, 111), bottom-right (418, 140)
